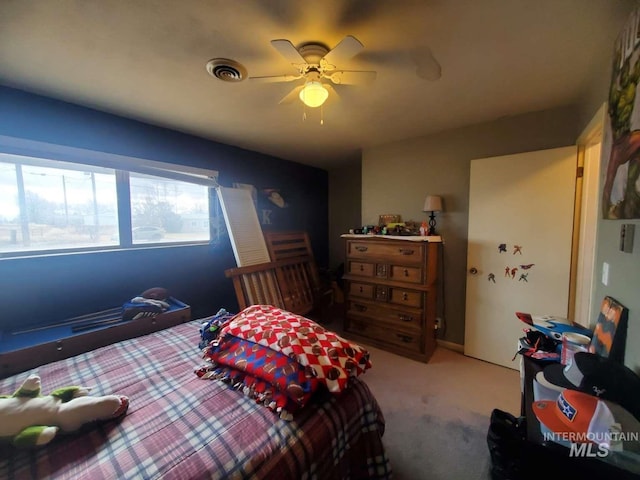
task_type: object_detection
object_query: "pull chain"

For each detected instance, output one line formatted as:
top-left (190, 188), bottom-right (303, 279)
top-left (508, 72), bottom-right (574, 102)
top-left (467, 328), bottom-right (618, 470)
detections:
top-left (301, 104), bottom-right (325, 124)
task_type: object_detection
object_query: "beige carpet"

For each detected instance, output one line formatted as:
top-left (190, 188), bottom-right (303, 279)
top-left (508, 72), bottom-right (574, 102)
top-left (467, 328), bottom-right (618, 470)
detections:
top-left (358, 343), bottom-right (521, 480)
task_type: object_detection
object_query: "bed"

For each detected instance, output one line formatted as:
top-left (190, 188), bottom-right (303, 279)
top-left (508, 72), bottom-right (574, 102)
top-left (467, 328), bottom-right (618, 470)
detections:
top-left (0, 309), bottom-right (392, 480)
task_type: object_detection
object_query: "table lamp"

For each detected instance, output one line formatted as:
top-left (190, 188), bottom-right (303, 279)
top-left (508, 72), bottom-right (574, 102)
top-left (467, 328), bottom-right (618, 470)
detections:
top-left (423, 195), bottom-right (443, 235)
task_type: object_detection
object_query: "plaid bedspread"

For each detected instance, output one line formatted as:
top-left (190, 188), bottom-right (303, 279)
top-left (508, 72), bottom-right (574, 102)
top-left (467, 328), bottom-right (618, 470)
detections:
top-left (0, 320), bottom-right (392, 480)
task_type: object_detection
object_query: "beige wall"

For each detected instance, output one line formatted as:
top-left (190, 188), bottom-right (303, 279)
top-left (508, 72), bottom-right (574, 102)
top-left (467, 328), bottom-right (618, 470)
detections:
top-left (328, 103), bottom-right (640, 364)
top-left (357, 106), bottom-right (581, 345)
top-left (326, 111), bottom-right (640, 366)
top-left (589, 7), bottom-right (640, 374)
top-left (592, 217), bottom-right (640, 371)
top-left (327, 5), bottom-right (640, 368)
top-left (593, 121), bottom-right (640, 371)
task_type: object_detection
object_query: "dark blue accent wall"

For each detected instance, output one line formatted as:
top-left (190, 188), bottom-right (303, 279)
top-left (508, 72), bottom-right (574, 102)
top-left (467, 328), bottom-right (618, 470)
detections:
top-left (0, 86), bottom-right (328, 330)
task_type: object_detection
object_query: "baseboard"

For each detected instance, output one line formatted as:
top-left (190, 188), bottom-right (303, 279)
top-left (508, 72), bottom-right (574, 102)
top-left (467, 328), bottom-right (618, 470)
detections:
top-left (436, 339), bottom-right (464, 353)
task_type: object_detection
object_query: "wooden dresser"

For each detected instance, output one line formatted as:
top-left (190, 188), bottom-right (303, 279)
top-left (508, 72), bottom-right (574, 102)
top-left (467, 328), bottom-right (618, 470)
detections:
top-left (342, 235), bottom-right (441, 362)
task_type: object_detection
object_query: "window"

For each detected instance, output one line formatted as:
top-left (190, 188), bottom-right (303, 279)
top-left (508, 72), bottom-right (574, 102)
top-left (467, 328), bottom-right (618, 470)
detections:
top-left (0, 155), bottom-right (119, 253)
top-left (0, 143), bottom-right (219, 257)
top-left (127, 172), bottom-right (211, 244)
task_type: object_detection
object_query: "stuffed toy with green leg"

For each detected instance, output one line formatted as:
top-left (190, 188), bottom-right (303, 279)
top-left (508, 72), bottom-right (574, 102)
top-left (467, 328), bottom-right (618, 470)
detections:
top-left (0, 374), bottom-right (129, 448)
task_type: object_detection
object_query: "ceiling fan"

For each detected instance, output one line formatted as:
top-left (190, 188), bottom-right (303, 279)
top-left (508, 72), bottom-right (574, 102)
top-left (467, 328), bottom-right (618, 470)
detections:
top-left (250, 35), bottom-right (377, 108)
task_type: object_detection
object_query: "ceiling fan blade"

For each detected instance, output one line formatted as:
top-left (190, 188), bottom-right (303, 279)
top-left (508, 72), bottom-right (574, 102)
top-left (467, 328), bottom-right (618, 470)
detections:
top-left (278, 85), bottom-right (304, 104)
top-left (323, 83), bottom-right (340, 101)
top-left (326, 70), bottom-right (376, 85)
top-left (271, 39), bottom-right (307, 70)
top-left (249, 74), bottom-right (303, 83)
top-left (411, 47), bottom-right (442, 81)
top-left (321, 35), bottom-right (364, 70)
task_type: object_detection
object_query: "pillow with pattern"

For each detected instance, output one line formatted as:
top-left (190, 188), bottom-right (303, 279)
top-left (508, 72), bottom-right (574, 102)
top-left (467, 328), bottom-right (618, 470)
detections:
top-left (201, 334), bottom-right (321, 409)
top-left (221, 305), bottom-right (372, 393)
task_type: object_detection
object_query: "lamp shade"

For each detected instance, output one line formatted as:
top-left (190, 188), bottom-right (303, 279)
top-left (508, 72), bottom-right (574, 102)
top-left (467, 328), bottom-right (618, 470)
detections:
top-left (299, 81), bottom-right (329, 108)
top-left (423, 195), bottom-right (443, 212)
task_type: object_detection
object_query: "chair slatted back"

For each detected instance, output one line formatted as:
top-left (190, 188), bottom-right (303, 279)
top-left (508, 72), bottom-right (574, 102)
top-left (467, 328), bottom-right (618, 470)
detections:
top-left (264, 231), bottom-right (323, 299)
top-left (225, 255), bottom-right (315, 316)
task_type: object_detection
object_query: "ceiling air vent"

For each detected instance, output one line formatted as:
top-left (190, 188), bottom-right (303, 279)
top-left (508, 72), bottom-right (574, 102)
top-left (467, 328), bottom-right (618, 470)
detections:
top-left (206, 58), bottom-right (247, 82)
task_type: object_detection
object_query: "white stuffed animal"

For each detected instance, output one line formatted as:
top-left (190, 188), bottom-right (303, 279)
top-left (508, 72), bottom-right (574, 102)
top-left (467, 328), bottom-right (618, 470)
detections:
top-left (0, 374), bottom-right (129, 448)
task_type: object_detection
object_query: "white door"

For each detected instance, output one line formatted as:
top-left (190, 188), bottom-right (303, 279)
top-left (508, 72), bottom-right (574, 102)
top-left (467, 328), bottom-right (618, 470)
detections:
top-left (464, 147), bottom-right (577, 369)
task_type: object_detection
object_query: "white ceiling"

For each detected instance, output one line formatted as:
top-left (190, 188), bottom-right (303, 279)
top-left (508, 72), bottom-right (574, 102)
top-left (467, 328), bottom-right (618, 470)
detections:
top-left (0, 1), bottom-right (636, 169)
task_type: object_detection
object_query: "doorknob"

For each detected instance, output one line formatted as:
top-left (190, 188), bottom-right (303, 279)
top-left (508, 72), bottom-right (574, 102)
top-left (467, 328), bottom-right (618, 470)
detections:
top-left (469, 267), bottom-right (478, 275)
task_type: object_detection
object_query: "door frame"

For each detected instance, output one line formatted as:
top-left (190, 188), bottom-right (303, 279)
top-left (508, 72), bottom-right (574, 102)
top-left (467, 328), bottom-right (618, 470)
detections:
top-left (568, 103), bottom-right (605, 327)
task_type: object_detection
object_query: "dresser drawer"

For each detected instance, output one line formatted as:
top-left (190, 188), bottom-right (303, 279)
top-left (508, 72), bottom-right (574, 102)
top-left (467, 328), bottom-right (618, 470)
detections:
top-left (389, 265), bottom-right (423, 284)
top-left (347, 240), bottom-right (425, 264)
top-left (346, 319), bottom-right (423, 353)
top-left (348, 282), bottom-right (375, 299)
top-left (348, 261), bottom-right (375, 277)
top-left (347, 300), bottom-right (422, 331)
top-left (389, 288), bottom-right (423, 308)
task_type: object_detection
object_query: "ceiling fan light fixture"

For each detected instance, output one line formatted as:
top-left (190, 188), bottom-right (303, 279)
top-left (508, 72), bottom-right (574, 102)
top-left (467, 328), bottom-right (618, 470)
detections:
top-left (299, 81), bottom-right (328, 108)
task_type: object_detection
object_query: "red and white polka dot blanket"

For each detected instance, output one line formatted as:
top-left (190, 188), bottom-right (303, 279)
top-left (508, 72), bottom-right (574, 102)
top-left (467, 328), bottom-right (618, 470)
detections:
top-left (220, 305), bottom-right (371, 393)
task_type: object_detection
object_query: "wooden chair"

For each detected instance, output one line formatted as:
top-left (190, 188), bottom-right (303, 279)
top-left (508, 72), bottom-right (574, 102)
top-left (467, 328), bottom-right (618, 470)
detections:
top-left (263, 231), bottom-right (323, 295)
top-left (264, 231), bottom-right (333, 311)
top-left (224, 255), bottom-right (315, 316)
top-left (224, 231), bottom-right (333, 320)
top-left (263, 231), bottom-right (315, 260)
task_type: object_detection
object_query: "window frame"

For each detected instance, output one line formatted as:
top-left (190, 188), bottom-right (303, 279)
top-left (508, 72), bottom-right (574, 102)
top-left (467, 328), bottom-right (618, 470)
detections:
top-left (0, 135), bottom-right (219, 259)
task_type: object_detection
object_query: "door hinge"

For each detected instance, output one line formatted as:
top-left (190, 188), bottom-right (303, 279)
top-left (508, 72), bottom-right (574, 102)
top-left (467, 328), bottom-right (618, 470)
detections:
top-left (576, 166), bottom-right (584, 178)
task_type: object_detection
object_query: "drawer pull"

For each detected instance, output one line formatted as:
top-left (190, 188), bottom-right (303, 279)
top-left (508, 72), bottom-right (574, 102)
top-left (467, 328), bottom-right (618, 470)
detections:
top-left (359, 286), bottom-right (364, 293)
top-left (354, 304), bottom-right (368, 312)
top-left (398, 314), bottom-right (414, 322)
top-left (396, 334), bottom-right (413, 343)
top-left (359, 264), bottom-right (364, 271)
top-left (399, 248), bottom-right (415, 255)
top-left (403, 269), bottom-right (409, 277)
top-left (56, 340), bottom-right (63, 352)
top-left (402, 292), bottom-right (409, 301)
top-left (355, 246), bottom-right (368, 252)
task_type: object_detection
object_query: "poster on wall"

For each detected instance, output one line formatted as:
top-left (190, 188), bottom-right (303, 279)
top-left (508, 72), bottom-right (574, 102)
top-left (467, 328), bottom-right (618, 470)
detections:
top-left (603, 7), bottom-right (640, 219)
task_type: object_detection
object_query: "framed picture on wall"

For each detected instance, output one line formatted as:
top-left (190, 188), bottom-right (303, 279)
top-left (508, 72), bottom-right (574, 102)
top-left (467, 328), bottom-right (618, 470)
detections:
top-left (602, 7), bottom-right (640, 220)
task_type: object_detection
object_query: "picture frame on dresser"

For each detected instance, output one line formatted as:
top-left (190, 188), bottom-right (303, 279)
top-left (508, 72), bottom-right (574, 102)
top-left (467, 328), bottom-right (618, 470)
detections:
top-left (378, 214), bottom-right (401, 226)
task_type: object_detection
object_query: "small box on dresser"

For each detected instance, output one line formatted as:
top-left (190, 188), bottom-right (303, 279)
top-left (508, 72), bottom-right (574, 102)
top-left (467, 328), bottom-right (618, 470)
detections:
top-left (341, 234), bottom-right (441, 362)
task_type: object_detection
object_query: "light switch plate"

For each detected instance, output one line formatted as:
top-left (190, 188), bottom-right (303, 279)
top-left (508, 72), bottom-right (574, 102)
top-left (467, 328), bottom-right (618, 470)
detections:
top-left (621, 224), bottom-right (635, 253)
top-left (602, 262), bottom-right (609, 286)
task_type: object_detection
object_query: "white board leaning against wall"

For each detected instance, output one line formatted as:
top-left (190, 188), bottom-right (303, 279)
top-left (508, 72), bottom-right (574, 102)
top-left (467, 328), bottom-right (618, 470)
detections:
top-left (217, 186), bottom-right (271, 267)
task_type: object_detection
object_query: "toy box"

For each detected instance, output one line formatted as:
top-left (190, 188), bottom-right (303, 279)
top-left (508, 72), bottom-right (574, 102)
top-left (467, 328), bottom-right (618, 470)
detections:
top-left (0, 298), bottom-right (190, 378)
